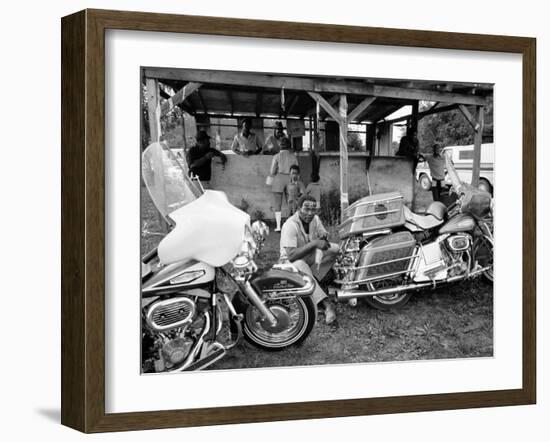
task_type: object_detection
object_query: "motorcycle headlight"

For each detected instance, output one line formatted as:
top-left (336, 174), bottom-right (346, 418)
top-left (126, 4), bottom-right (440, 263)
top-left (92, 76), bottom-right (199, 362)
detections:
top-left (232, 226), bottom-right (257, 269)
top-left (232, 253), bottom-right (251, 268)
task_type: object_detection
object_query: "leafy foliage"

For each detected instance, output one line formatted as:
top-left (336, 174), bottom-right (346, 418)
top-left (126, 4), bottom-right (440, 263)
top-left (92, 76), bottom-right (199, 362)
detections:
top-left (418, 98), bottom-right (493, 153)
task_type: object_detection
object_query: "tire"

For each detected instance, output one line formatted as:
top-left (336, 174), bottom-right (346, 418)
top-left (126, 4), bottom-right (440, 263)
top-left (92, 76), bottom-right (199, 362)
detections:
top-left (419, 173), bottom-right (432, 191)
top-left (478, 178), bottom-right (493, 195)
top-left (364, 292), bottom-right (412, 311)
top-left (474, 235), bottom-right (494, 283)
top-left (240, 296), bottom-right (316, 351)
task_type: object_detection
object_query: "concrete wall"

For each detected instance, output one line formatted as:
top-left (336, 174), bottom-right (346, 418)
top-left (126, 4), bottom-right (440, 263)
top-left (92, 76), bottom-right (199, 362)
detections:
top-left (209, 152), bottom-right (415, 220)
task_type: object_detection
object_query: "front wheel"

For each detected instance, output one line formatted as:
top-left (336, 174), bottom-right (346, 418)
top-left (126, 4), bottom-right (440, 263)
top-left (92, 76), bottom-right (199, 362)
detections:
top-left (474, 235), bottom-right (494, 283)
top-left (241, 296), bottom-right (316, 351)
top-left (419, 173), bottom-right (432, 191)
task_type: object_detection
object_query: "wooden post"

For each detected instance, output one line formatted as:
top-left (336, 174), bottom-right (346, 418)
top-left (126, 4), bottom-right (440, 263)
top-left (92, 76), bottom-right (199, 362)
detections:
top-left (313, 102), bottom-right (320, 152)
top-left (339, 94), bottom-right (349, 218)
top-left (471, 105), bottom-right (485, 187)
top-left (411, 100), bottom-right (419, 133)
top-left (146, 78), bottom-right (161, 143)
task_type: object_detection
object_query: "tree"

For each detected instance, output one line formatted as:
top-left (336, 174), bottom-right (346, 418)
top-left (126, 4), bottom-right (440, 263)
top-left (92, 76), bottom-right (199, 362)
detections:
top-left (417, 97), bottom-right (493, 152)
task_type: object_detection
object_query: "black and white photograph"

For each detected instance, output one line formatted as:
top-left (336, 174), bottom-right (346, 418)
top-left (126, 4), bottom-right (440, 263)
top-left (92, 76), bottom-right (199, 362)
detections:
top-left (140, 67), bottom-right (494, 373)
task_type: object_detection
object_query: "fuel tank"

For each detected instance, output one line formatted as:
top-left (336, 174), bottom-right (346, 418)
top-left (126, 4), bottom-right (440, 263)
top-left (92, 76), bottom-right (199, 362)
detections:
top-left (142, 260), bottom-right (215, 295)
top-left (439, 213), bottom-right (475, 234)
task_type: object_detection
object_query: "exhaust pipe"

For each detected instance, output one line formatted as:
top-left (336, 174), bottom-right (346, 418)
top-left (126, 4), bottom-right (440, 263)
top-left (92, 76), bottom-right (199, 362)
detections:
top-left (336, 282), bottom-right (432, 301)
top-left (336, 266), bottom-right (491, 301)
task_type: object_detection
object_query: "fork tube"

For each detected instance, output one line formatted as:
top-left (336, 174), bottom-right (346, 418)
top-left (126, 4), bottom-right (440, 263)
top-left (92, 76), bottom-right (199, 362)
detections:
top-left (242, 281), bottom-right (278, 326)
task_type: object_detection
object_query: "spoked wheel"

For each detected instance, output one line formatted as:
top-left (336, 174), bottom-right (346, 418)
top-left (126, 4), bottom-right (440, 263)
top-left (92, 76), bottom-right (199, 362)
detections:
top-left (364, 279), bottom-right (412, 311)
top-left (474, 235), bottom-right (494, 282)
top-left (241, 297), bottom-right (316, 351)
top-left (419, 173), bottom-right (432, 191)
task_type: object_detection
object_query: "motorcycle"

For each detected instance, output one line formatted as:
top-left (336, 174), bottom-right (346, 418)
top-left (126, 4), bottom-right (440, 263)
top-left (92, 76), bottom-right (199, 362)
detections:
top-left (332, 154), bottom-right (494, 310)
top-left (141, 142), bottom-right (316, 373)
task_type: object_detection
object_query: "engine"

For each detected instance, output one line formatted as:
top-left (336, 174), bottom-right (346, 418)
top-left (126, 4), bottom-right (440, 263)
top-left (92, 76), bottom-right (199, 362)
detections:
top-left (142, 295), bottom-right (207, 373)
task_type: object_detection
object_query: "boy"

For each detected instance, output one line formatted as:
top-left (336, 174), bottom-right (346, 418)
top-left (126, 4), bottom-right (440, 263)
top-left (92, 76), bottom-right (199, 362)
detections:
top-left (305, 173), bottom-right (322, 210)
top-left (284, 165), bottom-right (306, 215)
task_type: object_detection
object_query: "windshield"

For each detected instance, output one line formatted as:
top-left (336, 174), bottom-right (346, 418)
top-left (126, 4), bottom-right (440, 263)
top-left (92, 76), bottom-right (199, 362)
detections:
top-left (444, 150), bottom-right (465, 193)
top-left (142, 142), bottom-right (202, 220)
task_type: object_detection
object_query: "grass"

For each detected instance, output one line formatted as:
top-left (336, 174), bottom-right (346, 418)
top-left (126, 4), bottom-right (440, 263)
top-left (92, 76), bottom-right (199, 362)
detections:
top-left (141, 181), bottom-right (493, 371)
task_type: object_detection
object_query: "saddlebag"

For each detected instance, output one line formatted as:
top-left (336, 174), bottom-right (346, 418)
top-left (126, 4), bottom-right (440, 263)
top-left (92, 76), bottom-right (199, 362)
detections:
top-left (353, 231), bottom-right (417, 283)
top-left (338, 192), bottom-right (405, 239)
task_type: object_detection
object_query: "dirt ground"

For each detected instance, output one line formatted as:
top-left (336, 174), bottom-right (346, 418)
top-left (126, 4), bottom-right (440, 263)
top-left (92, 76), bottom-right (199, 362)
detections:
top-left (141, 183), bottom-right (493, 371)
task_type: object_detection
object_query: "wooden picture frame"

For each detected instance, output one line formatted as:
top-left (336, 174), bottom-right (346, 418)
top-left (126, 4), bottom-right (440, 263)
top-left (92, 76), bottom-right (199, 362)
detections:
top-left (61, 9), bottom-right (536, 433)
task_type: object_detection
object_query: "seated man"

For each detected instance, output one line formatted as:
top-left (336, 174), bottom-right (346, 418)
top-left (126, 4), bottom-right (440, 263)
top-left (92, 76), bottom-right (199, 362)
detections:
top-left (279, 194), bottom-right (338, 324)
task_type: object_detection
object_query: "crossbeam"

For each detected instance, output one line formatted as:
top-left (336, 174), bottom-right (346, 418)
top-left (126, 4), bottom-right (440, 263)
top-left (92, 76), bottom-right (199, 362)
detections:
top-left (348, 96), bottom-right (376, 122)
top-left (304, 95), bottom-right (338, 117)
top-left (145, 68), bottom-right (486, 106)
top-left (160, 82), bottom-right (202, 117)
top-left (384, 103), bottom-right (459, 124)
top-left (458, 104), bottom-right (481, 131)
top-left (307, 92), bottom-right (341, 122)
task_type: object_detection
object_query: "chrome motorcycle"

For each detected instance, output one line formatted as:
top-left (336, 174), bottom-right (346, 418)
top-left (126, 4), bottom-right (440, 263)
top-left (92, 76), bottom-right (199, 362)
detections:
top-left (332, 155), bottom-right (493, 310)
top-left (141, 142), bottom-right (316, 373)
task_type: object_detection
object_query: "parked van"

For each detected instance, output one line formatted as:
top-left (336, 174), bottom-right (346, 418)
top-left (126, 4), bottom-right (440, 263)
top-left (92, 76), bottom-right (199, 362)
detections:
top-left (416, 143), bottom-right (494, 194)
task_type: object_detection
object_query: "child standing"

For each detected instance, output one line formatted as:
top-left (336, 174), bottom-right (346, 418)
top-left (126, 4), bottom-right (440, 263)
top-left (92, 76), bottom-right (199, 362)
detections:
top-left (285, 165), bottom-right (306, 215)
top-left (305, 173), bottom-right (322, 210)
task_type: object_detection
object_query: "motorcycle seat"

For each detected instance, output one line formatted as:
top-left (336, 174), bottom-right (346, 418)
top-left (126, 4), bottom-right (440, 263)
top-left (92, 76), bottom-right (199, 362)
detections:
top-left (403, 206), bottom-right (444, 231)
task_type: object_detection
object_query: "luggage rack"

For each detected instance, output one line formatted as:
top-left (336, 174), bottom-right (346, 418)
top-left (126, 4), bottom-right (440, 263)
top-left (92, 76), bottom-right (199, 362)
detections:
top-left (335, 250), bottom-right (421, 286)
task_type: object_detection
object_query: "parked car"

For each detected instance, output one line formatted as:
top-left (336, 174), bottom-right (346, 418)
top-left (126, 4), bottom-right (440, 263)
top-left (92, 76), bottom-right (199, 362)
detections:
top-left (416, 143), bottom-right (494, 194)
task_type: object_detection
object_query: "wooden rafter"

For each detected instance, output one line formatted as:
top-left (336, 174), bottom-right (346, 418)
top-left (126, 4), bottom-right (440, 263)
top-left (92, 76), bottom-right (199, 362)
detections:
top-left (285, 94), bottom-right (300, 117)
top-left (458, 104), bottom-right (481, 131)
top-left (145, 68), bottom-right (486, 106)
top-left (307, 92), bottom-right (341, 122)
top-left (347, 96), bottom-right (376, 122)
top-left (304, 95), bottom-right (338, 118)
top-left (383, 103), bottom-right (459, 125)
top-left (160, 82), bottom-right (202, 117)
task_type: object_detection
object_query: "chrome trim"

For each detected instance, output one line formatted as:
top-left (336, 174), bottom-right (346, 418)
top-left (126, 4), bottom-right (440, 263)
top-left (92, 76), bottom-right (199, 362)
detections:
top-left (260, 274), bottom-right (316, 297)
top-left (348, 253), bottom-right (420, 271)
top-left (361, 229), bottom-right (392, 238)
top-left (145, 297), bottom-right (196, 332)
top-left (222, 294), bottom-right (242, 350)
top-left (171, 311), bottom-right (211, 372)
top-left (335, 267), bottom-right (490, 301)
top-left (343, 195), bottom-right (403, 215)
top-left (243, 281), bottom-right (278, 326)
top-left (339, 209), bottom-right (401, 228)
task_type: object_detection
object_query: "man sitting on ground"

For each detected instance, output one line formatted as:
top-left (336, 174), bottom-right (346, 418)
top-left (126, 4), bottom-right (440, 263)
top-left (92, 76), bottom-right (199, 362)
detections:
top-left (279, 194), bottom-right (338, 324)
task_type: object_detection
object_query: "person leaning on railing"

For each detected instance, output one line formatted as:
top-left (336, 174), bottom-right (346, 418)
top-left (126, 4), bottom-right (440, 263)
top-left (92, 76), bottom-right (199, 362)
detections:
top-left (187, 130), bottom-right (227, 189)
top-left (230, 117), bottom-right (262, 156)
